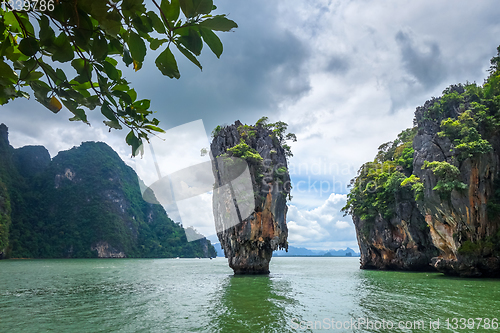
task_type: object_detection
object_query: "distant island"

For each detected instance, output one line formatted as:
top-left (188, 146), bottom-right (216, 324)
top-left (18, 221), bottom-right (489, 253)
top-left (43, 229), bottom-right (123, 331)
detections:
top-left (212, 243), bottom-right (359, 258)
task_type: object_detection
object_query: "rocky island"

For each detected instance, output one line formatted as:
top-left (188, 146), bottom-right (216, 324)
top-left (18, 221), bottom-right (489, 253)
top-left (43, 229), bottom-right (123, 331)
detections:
top-left (210, 118), bottom-right (295, 274)
top-left (0, 124), bottom-right (215, 259)
top-left (343, 46), bottom-right (500, 277)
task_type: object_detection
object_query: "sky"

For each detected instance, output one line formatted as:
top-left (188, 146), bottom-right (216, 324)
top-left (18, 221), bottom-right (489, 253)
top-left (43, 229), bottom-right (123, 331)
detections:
top-left (2, 0), bottom-right (500, 251)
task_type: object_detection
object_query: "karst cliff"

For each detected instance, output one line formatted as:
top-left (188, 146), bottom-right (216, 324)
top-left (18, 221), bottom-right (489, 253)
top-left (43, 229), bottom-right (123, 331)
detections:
top-left (0, 124), bottom-right (215, 259)
top-left (210, 119), bottom-right (292, 274)
top-left (344, 47), bottom-right (500, 277)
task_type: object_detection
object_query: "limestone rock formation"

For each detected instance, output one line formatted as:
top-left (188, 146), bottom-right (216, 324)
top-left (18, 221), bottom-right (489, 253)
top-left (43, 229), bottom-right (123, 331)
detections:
top-left (348, 80), bottom-right (500, 277)
top-left (0, 123), bottom-right (216, 259)
top-left (412, 85), bottom-right (500, 277)
top-left (354, 192), bottom-right (438, 271)
top-left (210, 120), bottom-right (290, 274)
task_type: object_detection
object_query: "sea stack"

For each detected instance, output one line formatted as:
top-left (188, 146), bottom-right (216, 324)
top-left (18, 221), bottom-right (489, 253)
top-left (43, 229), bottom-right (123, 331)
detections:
top-left (210, 120), bottom-right (291, 274)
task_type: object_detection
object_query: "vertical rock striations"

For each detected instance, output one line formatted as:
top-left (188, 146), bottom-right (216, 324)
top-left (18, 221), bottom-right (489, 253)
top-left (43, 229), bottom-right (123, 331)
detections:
top-left (412, 84), bottom-right (500, 277)
top-left (354, 193), bottom-right (438, 271)
top-left (344, 129), bottom-right (439, 271)
top-left (210, 120), bottom-right (291, 274)
top-left (346, 45), bottom-right (500, 276)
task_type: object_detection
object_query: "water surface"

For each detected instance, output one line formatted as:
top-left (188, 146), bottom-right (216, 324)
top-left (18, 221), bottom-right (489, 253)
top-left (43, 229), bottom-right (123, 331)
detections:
top-left (1, 257), bottom-right (499, 332)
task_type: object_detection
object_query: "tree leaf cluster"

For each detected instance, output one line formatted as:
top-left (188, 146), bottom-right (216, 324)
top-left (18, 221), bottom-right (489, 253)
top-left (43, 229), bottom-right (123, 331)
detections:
top-left (0, 1), bottom-right (237, 155)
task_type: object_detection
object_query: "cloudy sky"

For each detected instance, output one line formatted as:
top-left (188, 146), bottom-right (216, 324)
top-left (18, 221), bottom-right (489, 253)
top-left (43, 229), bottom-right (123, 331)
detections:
top-left (2, 0), bottom-right (500, 251)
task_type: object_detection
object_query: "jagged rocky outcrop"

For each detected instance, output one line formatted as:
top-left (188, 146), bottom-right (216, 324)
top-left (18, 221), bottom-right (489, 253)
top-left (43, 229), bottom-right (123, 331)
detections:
top-left (413, 85), bottom-right (500, 277)
top-left (210, 120), bottom-right (290, 274)
top-left (0, 123), bottom-right (216, 259)
top-left (354, 189), bottom-right (438, 271)
top-left (349, 80), bottom-right (500, 277)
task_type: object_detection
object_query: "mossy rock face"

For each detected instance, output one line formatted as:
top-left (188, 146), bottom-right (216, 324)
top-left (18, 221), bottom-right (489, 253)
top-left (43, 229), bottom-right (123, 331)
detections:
top-left (210, 120), bottom-right (291, 274)
top-left (345, 47), bottom-right (500, 276)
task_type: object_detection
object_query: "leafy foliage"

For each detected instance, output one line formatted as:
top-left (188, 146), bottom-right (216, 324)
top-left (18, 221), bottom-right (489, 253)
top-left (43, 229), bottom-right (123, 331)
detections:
top-left (422, 161), bottom-right (467, 198)
top-left (0, 0), bottom-right (237, 155)
top-left (438, 110), bottom-right (492, 160)
top-left (255, 116), bottom-right (297, 158)
top-left (227, 138), bottom-right (263, 164)
top-left (342, 127), bottom-right (417, 220)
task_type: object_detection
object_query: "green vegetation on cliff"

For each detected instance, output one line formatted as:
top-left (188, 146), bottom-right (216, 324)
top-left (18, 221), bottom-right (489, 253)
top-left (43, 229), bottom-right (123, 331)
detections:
top-left (0, 128), bottom-right (215, 259)
top-left (344, 46), bottom-right (500, 270)
top-left (341, 127), bottom-right (418, 222)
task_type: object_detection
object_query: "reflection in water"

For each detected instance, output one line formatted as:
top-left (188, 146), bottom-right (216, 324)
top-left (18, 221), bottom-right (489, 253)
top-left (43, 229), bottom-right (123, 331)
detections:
top-left (208, 274), bottom-right (306, 333)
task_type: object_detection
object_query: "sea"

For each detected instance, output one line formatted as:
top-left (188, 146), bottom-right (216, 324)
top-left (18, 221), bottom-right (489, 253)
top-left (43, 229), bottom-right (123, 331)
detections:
top-left (0, 257), bottom-right (499, 332)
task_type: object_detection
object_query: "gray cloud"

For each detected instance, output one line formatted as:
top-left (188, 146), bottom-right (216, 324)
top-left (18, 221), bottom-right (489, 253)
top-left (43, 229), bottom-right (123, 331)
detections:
top-left (395, 30), bottom-right (447, 89)
top-left (325, 56), bottom-right (350, 75)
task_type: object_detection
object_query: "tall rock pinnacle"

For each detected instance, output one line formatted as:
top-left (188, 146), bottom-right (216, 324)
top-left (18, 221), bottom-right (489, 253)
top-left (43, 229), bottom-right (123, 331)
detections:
top-left (210, 120), bottom-right (292, 274)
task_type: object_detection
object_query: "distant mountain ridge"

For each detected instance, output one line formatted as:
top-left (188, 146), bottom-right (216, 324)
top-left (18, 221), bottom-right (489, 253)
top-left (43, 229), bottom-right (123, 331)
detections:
top-left (212, 243), bottom-right (360, 258)
top-left (0, 123), bottom-right (215, 259)
top-left (273, 246), bottom-right (360, 257)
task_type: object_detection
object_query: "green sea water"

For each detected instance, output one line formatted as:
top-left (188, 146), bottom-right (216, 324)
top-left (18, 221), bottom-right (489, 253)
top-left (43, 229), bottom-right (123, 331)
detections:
top-left (0, 257), bottom-right (499, 332)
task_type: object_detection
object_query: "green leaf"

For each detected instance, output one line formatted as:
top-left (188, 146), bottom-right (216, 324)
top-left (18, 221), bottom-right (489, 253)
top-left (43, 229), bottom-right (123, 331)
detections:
top-left (179, 0), bottom-right (195, 18)
top-left (19, 37), bottom-right (40, 57)
top-left (161, 0), bottom-right (181, 23)
top-left (52, 33), bottom-right (74, 62)
top-left (123, 48), bottom-right (133, 66)
top-left (111, 90), bottom-right (133, 105)
top-left (69, 108), bottom-right (88, 122)
top-left (104, 120), bottom-right (123, 130)
top-left (155, 47), bottom-right (180, 79)
top-left (38, 16), bottom-right (55, 46)
top-left (178, 28), bottom-right (202, 56)
top-left (83, 95), bottom-right (100, 110)
top-left (56, 68), bottom-right (67, 82)
top-left (176, 43), bottom-right (202, 70)
top-left (128, 89), bottom-right (137, 102)
top-left (148, 11), bottom-right (166, 34)
top-left (199, 27), bottom-right (222, 58)
top-left (126, 130), bottom-right (142, 156)
top-left (192, 0), bottom-right (213, 15)
top-left (122, 0), bottom-right (146, 14)
top-left (145, 125), bottom-right (166, 133)
top-left (24, 71), bottom-right (44, 81)
top-left (29, 80), bottom-right (51, 103)
top-left (199, 15), bottom-right (238, 31)
top-left (100, 11), bottom-right (122, 37)
top-left (133, 99), bottom-right (151, 110)
top-left (128, 31), bottom-right (147, 64)
top-left (92, 34), bottom-right (108, 61)
top-left (0, 61), bottom-right (18, 85)
top-left (101, 102), bottom-right (118, 121)
top-left (71, 59), bottom-right (86, 74)
top-left (150, 38), bottom-right (168, 51)
top-left (103, 60), bottom-right (120, 81)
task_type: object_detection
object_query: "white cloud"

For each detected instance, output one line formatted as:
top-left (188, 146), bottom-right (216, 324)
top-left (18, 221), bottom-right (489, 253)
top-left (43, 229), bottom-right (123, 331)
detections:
top-left (287, 193), bottom-right (358, 251)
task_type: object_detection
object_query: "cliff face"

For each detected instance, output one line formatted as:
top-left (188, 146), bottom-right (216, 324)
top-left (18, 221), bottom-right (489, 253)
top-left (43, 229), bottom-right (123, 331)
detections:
top-left (210, 120), bottom-right (290, 274)
top-left (413, 87), bottom-right (500, 277)
top-left (0, 124), bottom-right (216, 259)
top-left (347, 82), bottom-right (500, 277)
top-left (348, 46), bottom-right (500, 277)
top-left (354, 190), bottom-right (438, 271)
